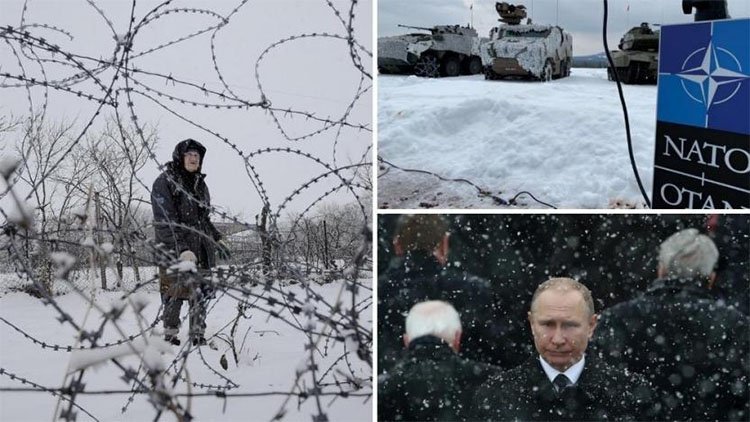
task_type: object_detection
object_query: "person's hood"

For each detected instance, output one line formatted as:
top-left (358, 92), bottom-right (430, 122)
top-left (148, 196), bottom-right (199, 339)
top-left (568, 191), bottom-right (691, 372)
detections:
top-left (171, 138), bottom-right (207, 171)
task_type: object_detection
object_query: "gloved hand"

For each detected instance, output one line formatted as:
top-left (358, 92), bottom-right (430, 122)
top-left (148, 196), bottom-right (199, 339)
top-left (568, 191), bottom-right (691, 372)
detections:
top-left (179, 250), bottom-right (197, 262)
top-left (216, 239), bottom-right (231, 261)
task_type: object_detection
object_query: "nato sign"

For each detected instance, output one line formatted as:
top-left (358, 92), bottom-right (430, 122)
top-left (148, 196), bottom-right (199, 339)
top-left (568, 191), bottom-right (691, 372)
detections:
top-left (653, 18), bottom-right (749, 209)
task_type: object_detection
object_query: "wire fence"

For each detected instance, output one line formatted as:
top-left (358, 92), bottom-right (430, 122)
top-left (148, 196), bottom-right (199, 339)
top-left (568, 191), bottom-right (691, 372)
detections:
top-left (0, 0), bottom-right (372, 420)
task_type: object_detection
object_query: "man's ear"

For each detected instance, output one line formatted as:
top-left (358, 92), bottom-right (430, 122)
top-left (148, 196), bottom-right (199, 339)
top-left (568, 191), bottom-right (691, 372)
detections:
top-left (403, 334), bottom-right (410, 348)
top-left (451, 330), bottom-right (462, 353)
top-left (434, 235), bottom-right (450, 266)
top-left (393, 237), bottom-right (404, 256)
top-left (527, 311), bottom-right (535, 334)
top-left (657, 264), bottom-right (666, 279)
top-left (588, 313), bottom-right (599, 338)
top-left (707, 272), bottom-right (717, 289)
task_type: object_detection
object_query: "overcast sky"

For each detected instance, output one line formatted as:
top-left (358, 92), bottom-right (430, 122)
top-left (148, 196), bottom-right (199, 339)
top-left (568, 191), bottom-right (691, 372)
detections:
top-left (378, 0), bottom-right (750, 56)
top-left (1, 0), bottom-right (372, 222)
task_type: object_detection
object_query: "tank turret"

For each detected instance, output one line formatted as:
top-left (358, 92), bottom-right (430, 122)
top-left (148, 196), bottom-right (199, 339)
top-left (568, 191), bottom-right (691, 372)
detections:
top-left (608, 23), bottom-right (660, 84)
top-left (495, 2), bottom-right (528, 25)
top-left (618, 22), bottom-right (659, 51)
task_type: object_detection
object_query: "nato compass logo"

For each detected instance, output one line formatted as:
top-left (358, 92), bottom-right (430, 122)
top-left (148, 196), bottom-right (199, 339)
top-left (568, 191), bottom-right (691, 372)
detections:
top-left (678, 42), bottom-right (749, 113)
top-left (657, 19), bottom-right (750, 135)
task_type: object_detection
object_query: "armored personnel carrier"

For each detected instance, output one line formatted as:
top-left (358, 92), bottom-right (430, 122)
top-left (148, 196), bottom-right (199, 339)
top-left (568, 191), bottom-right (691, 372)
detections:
top-left (482, 2), bottom-right (573, 81)
top-left (378, 24), bottom-right (484, 78)
top-left (607, 23), bottom-right (659, 84)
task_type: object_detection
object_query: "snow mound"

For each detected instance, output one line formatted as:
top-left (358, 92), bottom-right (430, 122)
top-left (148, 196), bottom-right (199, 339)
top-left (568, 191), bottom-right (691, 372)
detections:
top-left (378, 68), bottom-right (656, 209)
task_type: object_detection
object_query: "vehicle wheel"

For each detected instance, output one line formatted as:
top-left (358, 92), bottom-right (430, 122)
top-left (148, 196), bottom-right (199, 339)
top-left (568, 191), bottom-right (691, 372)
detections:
top-left (441, 56), bottom-right (461, 77)
top-left (615, 66), bottom-right (631, 83)
top-left (541, 60), bottom-right (553, 82)
top-left (484, 67), bottom-right (495, 80)
top-left (467, 56), bottom-right (483, 75)
top-left (414, 54), bottom-right (440, 78)
top-left (607, 67), bottom-right (614, 81)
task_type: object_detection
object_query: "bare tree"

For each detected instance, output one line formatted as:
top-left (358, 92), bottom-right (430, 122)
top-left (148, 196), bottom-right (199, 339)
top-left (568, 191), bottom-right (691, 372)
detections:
top-left (13, 116), bottom-right (94, 294)
top-left (79, 118), bottom-right (159, 284)
top-left (286, 202), bottom-right (368, 277)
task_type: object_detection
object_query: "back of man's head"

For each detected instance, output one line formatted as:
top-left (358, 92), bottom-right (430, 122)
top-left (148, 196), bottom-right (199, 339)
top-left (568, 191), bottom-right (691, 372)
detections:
top-left (658, 228), bottom-right (719, 279)
top-left (405, 300), bottom-right (462, 351)
top-left (394, 214), bottom-right (449, 254)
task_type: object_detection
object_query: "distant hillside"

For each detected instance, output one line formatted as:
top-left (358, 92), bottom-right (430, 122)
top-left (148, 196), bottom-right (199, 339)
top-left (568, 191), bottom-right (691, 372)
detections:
top-left (573, 52), bottom-right (609, 68)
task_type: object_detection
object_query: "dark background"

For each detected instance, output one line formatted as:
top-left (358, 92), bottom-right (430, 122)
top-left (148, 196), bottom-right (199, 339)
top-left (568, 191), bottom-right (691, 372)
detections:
top-left (378, 214), bottom-right (749, 369)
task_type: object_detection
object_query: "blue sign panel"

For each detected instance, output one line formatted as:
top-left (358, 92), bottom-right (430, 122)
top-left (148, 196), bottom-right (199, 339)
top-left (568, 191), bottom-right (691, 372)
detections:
top-left (653, 18), bottom-right (750, 209)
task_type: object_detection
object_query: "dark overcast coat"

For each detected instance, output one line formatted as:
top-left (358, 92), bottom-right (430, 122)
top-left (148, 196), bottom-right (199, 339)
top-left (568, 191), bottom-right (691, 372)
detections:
top-left (378, 335), bottom-right (501, 422)
top-left (591, 278), bottom-right (750, 421)
top-left (473, 356), bottom-right (655, 421)
top-left (378, 251), bottom-right (503, 374)
top-left (151, 139), bottom-right (221, 268)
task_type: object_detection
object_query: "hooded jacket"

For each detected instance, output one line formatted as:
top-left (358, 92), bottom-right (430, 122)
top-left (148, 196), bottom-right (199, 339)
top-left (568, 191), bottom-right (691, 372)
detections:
top-left (151, 139), bottom-right (222, 268)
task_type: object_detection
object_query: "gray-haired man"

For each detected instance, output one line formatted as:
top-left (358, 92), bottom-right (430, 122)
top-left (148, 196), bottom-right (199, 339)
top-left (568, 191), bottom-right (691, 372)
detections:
top-left (592, 228), bottom-right (750, 421)
top-left (378, 301), bottom-right (500, 422)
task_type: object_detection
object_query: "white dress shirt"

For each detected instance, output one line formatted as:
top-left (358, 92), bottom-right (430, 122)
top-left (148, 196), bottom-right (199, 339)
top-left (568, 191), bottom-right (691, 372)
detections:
top-left (538, 354), bottom-right (585, 387)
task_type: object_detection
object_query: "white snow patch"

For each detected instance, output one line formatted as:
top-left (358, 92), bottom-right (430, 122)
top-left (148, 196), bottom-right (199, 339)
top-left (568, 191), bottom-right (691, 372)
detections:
top-left (0, 155), bottom-right (20, 178)
top-left (130, 291), bottom-right (150, 313)
top-left (101, 242), bottom-right (114, 254)
top-left (4, 199), bottom-right (34, 226)
top-left (378, 68), bottom-right (656, 209)
top-left (50, 251), bottom-right (76, 278)
top-left (68, 335), bottom-right (173, 373)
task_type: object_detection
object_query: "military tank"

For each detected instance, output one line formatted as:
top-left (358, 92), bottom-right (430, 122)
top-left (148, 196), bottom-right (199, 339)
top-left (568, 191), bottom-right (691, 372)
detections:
top-left (482, 2), bottom-right (573, 81)
top-left (607, 23), bottom-right (659, 84)
top-left (378, 24), bottom-right (485, 78)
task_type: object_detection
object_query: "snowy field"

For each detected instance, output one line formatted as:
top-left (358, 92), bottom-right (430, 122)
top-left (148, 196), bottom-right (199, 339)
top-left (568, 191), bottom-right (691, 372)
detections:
top-left (0, 276), bottom-right (372, 421)
top-left (377, 68), bottom-right (657, 209)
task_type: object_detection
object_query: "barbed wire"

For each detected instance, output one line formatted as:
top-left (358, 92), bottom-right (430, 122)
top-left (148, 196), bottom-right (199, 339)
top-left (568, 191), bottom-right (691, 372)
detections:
top-left (0, 0), bottom-right (372, 420)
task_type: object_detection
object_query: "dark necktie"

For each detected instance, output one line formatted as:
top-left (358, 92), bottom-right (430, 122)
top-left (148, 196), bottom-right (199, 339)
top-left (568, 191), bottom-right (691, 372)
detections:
top-left (553, 374), bottom-right (571, 393)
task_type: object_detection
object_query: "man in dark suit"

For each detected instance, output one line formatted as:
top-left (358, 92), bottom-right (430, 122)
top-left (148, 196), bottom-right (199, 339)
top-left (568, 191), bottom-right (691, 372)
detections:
top-left (591, 228), bottom-right (750, 421)
top-left (379, 300), bottom-right (501, 422)
top-left (378, 215), bottom-right (502, 374)
top-left (474, 277), bottom-right (654, 421)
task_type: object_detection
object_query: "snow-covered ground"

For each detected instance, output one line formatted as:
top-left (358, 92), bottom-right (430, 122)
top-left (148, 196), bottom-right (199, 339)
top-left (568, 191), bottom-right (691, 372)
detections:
top-left (0, 277), bottom-right (372, 421)
top-left (377, 68), bottom-right (656, 209)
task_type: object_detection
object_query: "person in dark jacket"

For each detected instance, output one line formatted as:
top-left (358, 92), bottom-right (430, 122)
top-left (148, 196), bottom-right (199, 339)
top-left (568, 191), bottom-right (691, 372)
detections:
top-left (708, 214), bottom-right (750, 314)
top-left (591, 228), bottom-right (750, 421)
top-left (474, 278), bottom-right (654, 421)
top-left (378, 215), bottom-right (502, 374)
top-left (151, 138), bottom-right (229, 346)
top-left (378, 300), bottom-right (501, 422)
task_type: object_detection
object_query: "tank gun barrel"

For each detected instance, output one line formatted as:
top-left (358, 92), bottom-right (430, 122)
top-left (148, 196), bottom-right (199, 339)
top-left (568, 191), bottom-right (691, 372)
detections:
top-left (397, 24), bottom-right (433, 32)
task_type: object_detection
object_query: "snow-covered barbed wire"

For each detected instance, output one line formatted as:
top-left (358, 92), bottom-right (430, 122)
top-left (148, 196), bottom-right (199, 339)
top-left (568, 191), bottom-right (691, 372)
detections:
top-left (0, 0), bottom-right (372, 420)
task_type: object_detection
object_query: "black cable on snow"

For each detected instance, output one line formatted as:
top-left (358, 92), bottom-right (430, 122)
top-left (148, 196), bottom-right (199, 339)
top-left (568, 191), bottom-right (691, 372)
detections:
top-left (379, 157), bottom-right (556, 209)
top-left (602, 0), bottom-right (653, 208)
